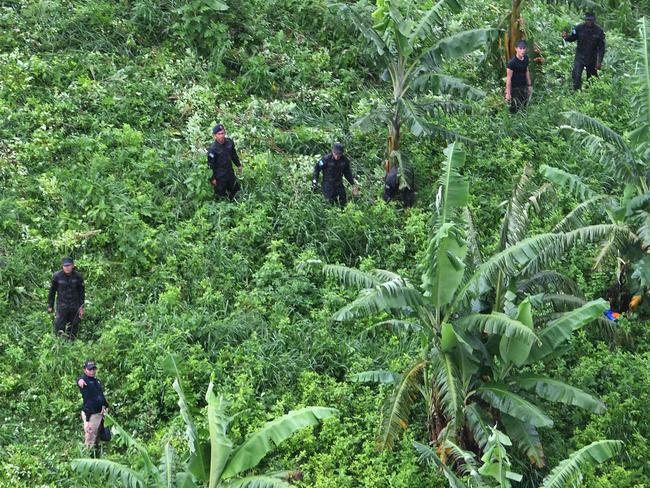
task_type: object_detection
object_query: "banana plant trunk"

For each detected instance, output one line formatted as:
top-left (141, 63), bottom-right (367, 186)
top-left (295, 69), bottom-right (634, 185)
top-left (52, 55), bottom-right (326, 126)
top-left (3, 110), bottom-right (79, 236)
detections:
top-left (387, 112), bottom-right (400, 169)
top-left (504, 0), bottom-right (524, 62)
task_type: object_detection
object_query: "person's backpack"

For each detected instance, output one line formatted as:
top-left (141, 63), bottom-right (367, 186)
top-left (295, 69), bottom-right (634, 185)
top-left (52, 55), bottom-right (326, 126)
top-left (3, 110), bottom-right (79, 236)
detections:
top-left (99, 419), bottom-right (112, 442)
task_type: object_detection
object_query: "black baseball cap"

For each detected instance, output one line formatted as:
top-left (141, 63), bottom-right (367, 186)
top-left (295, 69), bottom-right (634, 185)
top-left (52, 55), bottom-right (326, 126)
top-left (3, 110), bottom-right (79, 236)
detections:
top-left (515, 40), bottom-right (527, 48)
top-left (212, 124), bottom-right (225, 134)
top-left (62, 257), bottom-right (74, 265)
top-left (83, 360), bottom-right (97, 369)
top-left (332, 142), bottom-right (344, 155)
top-left (584, 12), bottom-right (596, 20)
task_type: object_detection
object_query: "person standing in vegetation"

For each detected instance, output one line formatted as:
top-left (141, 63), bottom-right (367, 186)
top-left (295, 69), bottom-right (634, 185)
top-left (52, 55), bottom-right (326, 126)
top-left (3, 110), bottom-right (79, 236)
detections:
top-left (312, 142), bottom-right (359, 206)
top-left (207, 123), bottom-right (243, 200)
top-left (505, 40), bottom-right (532, 113)
top-left (562, 12), bottom-right (606, 90)
top-left (383, 161), bottom-right (415, 207)
top-left (77, 360), bottom-right (108, 450)
top-left (47, 257), bottom-right (84, 339)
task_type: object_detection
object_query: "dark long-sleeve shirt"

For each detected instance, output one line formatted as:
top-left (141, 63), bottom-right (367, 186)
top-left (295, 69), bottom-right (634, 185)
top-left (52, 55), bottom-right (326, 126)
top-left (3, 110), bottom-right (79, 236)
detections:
top-left (207, 138), bottom-right (241, 181)
top-left (48, 270), bottom-right (85, 310)
top-left (312, 153), bottom-right (354, 189)
top-left (565, 23), bottom-right (606, 64)
top-left (78, 374), bottom-right (108, 417)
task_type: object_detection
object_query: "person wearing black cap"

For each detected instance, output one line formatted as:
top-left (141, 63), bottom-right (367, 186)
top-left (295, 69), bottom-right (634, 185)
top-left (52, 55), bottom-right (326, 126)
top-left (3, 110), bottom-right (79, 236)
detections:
top-left (562, 13), bottom-right (605, 90)
top-left (312, 143), bottom-right (359, 205)
top-left (505, 40), bottom-right (532, 114)
top-left (207, 123), bottom-right (243, 200)
top-left (77, 360), bottom-right (109, 449)
top-left (47, 257), bottom-right (85, 339)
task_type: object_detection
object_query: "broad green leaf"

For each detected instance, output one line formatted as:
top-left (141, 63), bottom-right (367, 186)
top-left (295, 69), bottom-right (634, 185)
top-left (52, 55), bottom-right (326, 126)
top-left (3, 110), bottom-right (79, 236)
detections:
top-left (421, 28), bottom-right (498, 67)
top-left (499, 298), bottom-right (534, 366)
top-left (540, 440), bottom-right (623, 488)
top-left (413, 441), bottom-right (467, 488)
top-left (422, 223), bottom-right (467, 308)
top-left (539, 165), bottom-right (596, 200)
top-left (528, 299), bottom-right (608, 362)
top-left (222, 407), bottom-right (337, 478)
top-left (511, 375), bottom-right (606, 413)
top-left (477, 384), bottom-right (553, 428)
top-left (378, 360), bottom-right (426, 449)
top-left (349, 370), bottom-right (398, 384)
top-left (501, 414), bottom-right (545, 468)
top-left (459, 312), bottom-right (538, 347)
top-left (206, 384), bottom-right (233, 487)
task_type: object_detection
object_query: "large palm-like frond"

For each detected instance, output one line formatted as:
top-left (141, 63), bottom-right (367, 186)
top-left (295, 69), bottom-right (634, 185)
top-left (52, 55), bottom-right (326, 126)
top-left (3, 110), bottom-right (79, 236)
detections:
top-left (539, 440), bottom-right (624, 488)
top-left (511, 375), bottom-right (605, 414)
top-left (408, 0), bottom-right (462, 43)
top-left (378, 360), bottom-right (427, 450)
top-left (501, 414), bottom-right (545, 468)
top-left (430, 351), bottom-right (464, 439)
top-left (420, 28), bottom-right (499, 68)
top-left (413, 441), bottom-right (469, 488)
top-left (71, 459), bottom-right (146, 488)
top-left (333, 277), bottom-right (426, 321)
top-left (476, 384), bottom-right (553, 428)
top-left (528, 298), bottom-right (608, 362)
top-left (223, 476), bottom-right (293, 488)
top-left (336, 3), bottom-right (387, 56)
top-left (222, 407), bottom-right (337, 478)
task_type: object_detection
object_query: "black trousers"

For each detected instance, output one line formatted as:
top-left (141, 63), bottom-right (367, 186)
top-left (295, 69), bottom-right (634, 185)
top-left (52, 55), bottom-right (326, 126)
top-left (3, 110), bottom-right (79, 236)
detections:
top-left (572, 59), bottom-right (598, 90)
top-left (510, 86), bottom-right (529, 114)
top-left (323, 185), bottom-right (347, 206)
top-left (213, 177), bottom-right (240, 200)
top-left (54, 307), bottom-right (81, 339)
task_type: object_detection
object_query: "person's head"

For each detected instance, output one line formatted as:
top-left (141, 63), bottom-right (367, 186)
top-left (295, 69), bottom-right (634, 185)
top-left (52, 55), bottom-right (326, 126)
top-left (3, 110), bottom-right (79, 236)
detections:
top-left (83, 360), bottom-right (97, 377)
top-left (212, 124), bottom-right (226, 144)
top-left (332, 142), bottom-right (344, 160)
top-left (515, 40), bottom-right (527, 57)
top-left (584, 12), bottom-right (596, 27)
top-left (62, 257), bottom-right (74, 274)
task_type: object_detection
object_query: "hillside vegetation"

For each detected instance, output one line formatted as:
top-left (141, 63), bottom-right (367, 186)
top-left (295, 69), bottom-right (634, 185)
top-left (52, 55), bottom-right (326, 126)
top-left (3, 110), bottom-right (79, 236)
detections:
top-left (1, 0), bottom-right (649, 487)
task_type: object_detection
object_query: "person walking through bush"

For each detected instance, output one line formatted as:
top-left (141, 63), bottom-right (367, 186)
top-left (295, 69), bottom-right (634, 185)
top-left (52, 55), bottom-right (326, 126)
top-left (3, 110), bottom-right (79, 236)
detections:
top-left (207, 123), bottom-right (243, 200)
top-left (77, 360), bottom-right (109, 451)
top-left (312, 142), bottom-right (359, 206)
top-left (47, 257), bottom-right (84, 339)
top-left (562, 12), bottom-right (606, 90)
top-left (505, 40), bottom-right (532, 113)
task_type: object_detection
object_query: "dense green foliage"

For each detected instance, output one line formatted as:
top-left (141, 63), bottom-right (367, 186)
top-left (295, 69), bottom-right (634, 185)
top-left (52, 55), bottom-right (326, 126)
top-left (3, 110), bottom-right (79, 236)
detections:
top-left (1, 0), bottom-right (649, 487)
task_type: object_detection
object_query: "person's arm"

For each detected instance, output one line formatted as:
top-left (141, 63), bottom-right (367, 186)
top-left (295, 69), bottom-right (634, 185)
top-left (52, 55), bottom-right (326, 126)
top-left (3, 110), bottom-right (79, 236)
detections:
top-left (231, 141), bottom-right (242, 168)
top-left (343, 159), bottom-right (355, 186)
top-left (231, 141), bottom-right (242, 175)
top-left (47, 275), bottom-right (57, 312)
top-left (596, 30), bottom-right (606, 68)
top-left (312, 158), bottom-right (324, 189)
top-left (505, 68), bottom-right (513, 101)
top-left (78, 274), bottom-right (85, 317)
top-left (563, 25), bottom-right (578, 42)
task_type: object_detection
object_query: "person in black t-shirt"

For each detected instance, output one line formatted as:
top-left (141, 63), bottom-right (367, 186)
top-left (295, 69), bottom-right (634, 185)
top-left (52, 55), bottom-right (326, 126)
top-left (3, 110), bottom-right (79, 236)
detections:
top-left (207, 123), bottom-right (243, 200)
top-left (505, 40), bottom-right (532, 114)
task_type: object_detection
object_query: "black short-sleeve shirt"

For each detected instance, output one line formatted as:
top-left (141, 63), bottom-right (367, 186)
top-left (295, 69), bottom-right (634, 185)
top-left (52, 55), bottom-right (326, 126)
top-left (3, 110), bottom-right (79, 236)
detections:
top-left (507, 55), bottom-right (529, 88)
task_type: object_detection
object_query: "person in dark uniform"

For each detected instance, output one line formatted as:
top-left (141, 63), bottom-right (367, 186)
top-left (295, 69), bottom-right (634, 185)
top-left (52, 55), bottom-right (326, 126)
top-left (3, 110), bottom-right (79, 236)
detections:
top-left (383, 161), bottom-right (415, 207)
top-left (47, 257), bottom-right (85, 339)
top-left (562, 13), bottom-right (605, 90)
top-left (77, 360), bottom-right (109, 450)
top-left (312, 143), bottom-right (359, 205)
top-left (207, 123), bottom-right (242, 200)
top-left (505, 40), bottom-right (531, 114)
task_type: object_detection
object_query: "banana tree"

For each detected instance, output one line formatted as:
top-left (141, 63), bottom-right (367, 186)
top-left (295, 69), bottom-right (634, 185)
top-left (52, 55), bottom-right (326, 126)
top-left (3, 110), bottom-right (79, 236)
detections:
top-left (301, 143), bottom-right (613, 469)
top-left (415, 428), bottom-right (623, 488)
top-left (72, 364), bottom-right (337, 487)
top-left (336, 0), bottom-right (497, 188)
